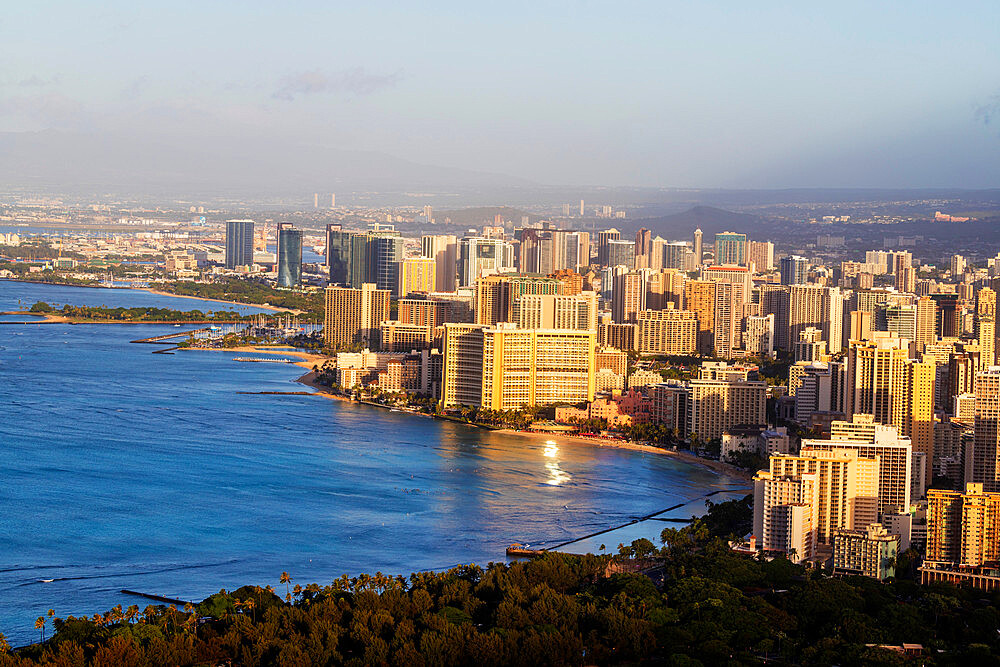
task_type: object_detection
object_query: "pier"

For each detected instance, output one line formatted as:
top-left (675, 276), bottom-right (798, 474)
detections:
top-left (131, 329), bottom-right (209, 343)
top-left (121, 590), bottom-right (195, 606)
top-left (233, 356), bottom-right (293, 363)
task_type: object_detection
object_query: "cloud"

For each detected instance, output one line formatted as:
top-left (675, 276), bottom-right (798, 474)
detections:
top-left (272, 68), bottom-right (403, 101)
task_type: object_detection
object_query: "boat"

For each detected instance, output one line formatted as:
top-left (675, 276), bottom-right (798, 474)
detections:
top-left (506, 543), bottom-right (546, 557)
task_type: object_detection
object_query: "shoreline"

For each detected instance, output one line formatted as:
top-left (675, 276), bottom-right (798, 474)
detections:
top-left (283, 362), bottom-right (752, 482)
top-left (0, 278), bottom-right (298, 314)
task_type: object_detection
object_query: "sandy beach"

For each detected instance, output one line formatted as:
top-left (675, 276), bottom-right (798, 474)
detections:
top-left (495, 428), bottom-right (753, 481)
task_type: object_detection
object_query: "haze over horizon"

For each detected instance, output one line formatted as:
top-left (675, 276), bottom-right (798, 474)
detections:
top-left (2, 1), bottom-right (999, 193)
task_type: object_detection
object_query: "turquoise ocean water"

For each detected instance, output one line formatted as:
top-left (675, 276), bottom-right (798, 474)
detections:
top-left (0, 280), bottom-right (745, 645)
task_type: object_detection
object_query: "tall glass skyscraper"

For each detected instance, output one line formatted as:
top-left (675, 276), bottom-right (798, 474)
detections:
top-left (225, 219), bottom-right (254, 269)
top-left (780, 255), bottom-right (808, 285)
top-left (277, 223), bottom-right (303, 287)
top-left (349, 225), bottom-right (403, 292)
top-left (326, 224), bottom-right (354, 285)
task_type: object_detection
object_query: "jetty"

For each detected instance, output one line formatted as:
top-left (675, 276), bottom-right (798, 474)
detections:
top-left (233, 356), bottom-right (292, 363)
top-left (121, 589), bottom-right (195, 606)
top-left (131, 329), bottom-right (208, 343)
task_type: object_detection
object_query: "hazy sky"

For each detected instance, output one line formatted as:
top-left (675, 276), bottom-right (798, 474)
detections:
top-left (2, 1), bottom-right (999, 189)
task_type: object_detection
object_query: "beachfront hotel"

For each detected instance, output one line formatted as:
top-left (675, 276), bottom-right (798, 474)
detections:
top-left (323, 283), bottom-right (391, 348)
top-left (442, 323), bottom-right (595, 410)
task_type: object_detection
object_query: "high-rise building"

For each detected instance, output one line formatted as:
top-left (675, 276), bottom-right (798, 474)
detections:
top-left (780, 255), bottom-right (808, 285)
top-left (480, 324), bottom-right (596, 410)
top-left (350, 226), bottom-right (403, 292)
top-left (518, 229), bottom-right (588, 274)
top-left (421, 234), bottom-right (457, 292)
top-left (931, 293), bottom-right (961, 339)
top-left (458, 237), bottom-right (515, 287)
top-left (712, 281), bottom-right (745, 358)
top-left (693, 228), bottom-right (703, 266)
top-left (396, 257), bottom-right (436, 297)
top-left (761, 284), bottom-right (791, 351)
top-left (687, 372), bottom-right (767, 440)
top-left (978, 288), bottom-right (997, 368)
top-left (596, 229), bottom-right (621, 265)
top-left (896, 263), bottom-right (916, 294)
top-left (225, 219), bottom-right (254, 269)
top-left (793, 327), bottom-right (826, 363)
top-left (714, 231), bottom-right (748, 266)
top-left (326, 224), bottom-right (354, 285)
top-left (747, 240), bottom-right (775, 272)
top-left (806, 414), bottom-right (914, 514)
top-left (751, 469), bottom-right (817, 563)
top-left (915, 295), bottom-right (937, 351)
top-left (475, 274), bottom-right (561, 326)
top-left (843, 333), bottom-right (935, 487)
top-left (276, 222), bottom-right (303, 287)
top-left (685, 279), bottom-right (716, 355)
top-left (971, 367), bottom-right (1000, 492)
top-left (645, 268), bottom-right (685, 310)
top-left (441, 324), bottom-right (487, 407)
top-left (658, 241), bottom-right (688, 271)
top-left (743, 314), bottom-right (775, 357)
top-left (788, 285), bottom-right (843, 354)
top-left (598, 322), bottom-right (637, 352)
top-left (379, 321), bottom-right (432, 352)
top-left (701, 265), bottom-right (752, 304)
top-left (756, 449), bottom-right (879, 547)
top-left (793, 361), bottom-right (845, 426)
top-left (921, 483), bottom-right (1000, 588)
top-left (607, 239), bottom-right (636, 269)
top-left (323, 283), bottom-right (391, 349)
top-left (612, 272), bottom-right (646, 324)
top-left (634, 228), bottom-right (652, 269)
top-left (399, 298), bottom-right (452, 328)
top-left (885, 304), bottom-right (917, 343)
top-left (513, 292), bottom-right (598, 331)
top-left (637, 307), bottom-right (698, 355)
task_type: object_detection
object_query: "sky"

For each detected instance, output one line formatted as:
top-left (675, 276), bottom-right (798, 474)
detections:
top-left (2, 1), bottom-right (999, 190)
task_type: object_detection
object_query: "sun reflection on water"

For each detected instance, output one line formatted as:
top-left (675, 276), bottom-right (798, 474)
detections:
top-left (543, 441), bottom-right (570, 485)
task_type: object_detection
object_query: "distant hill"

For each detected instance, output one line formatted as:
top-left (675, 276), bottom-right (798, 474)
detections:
top-left (0, 130), bottom-right (533, 198)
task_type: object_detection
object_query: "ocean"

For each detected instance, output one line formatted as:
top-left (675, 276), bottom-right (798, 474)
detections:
top-left (0, 280), bottom-right (746, 646)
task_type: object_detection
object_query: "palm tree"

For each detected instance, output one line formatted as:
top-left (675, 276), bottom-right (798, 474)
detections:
top-left (35, 616), bottom-right (45, 643)
top-left (126, 605), bottom-right (139, 624)
top-left (245, 598), bottom-right (256, 623)
top-left (280, 572), bottom-right (292, 599)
